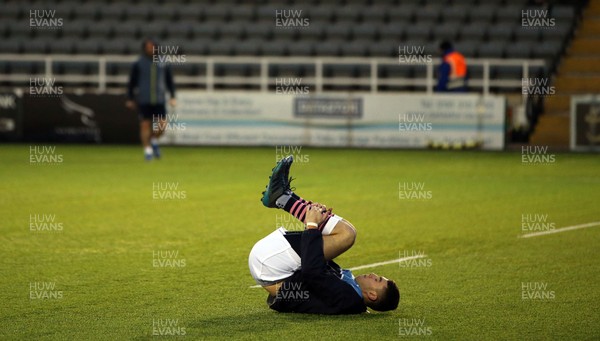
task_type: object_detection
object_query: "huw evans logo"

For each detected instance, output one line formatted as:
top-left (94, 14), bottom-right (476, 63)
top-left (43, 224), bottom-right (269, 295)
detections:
top-left (522, 9), bottom-right (555, 28)
top-left (29, 146), bottom-right (63, 164)
top-left (275, 145), bottom-right (309, 163)
top-left (398, 45), bottom-right (432, 64)
top-left (29, 214), bottom-right (63, 232)
top-left (152, 114), bottom-right (186, 131)
top-left (521, 213), bottom-right (555, 233)
top-left (398, 318), bottom-right (432, 336)
top-left (152, 250), bottom-right (186, 268)
top-left (399, 182), bottom-right (432, 200)
top-left (30, 10), bottom-right (63, 29)
top-left (276, 78), bottom-right (309, 95)
top-left (522, 78), bottom-right (555, 97)
top-left (275, 282), bottom-right (310, 301)
top-left (521, 146), bottom-right (555, 164)
top-left (152, 45), bottom-right (186, 65)
top-left (275, 10), bottom-right (310, 28)
top-left (29, 282), bottom-right (63, 299)
top-left (399, 113), bottom-right (432, 131)
top-left (521, 282), bottom-right (555, 300)
top-left (152, 182), bottom-right (187, 200)
top-left (152, 318), bottom-right (186, 336)
top-left (29, 77), bottom-right (63, 97)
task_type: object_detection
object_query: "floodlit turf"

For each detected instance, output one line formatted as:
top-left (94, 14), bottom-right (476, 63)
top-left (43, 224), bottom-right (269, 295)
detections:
top-left (1, 145), bottom-right (598, 340)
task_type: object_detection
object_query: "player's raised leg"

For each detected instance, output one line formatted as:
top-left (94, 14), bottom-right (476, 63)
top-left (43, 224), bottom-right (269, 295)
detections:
top-left (260, 155), bottom-right (356, 260)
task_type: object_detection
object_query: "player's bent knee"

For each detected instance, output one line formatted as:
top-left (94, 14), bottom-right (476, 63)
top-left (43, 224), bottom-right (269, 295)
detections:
top-left (339, 220), bottom-right (357, 247)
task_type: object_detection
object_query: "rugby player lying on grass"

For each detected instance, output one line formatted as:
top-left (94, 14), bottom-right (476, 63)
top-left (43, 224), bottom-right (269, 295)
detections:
top-left (248, 156), bottom-right (399, 314)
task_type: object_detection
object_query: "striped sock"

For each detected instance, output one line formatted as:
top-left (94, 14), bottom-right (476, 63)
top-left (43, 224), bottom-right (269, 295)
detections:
top-left (276, 193), bottom-right (332, 230)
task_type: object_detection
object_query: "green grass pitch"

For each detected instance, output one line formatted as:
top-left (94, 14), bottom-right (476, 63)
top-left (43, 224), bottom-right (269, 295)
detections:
top-left (1, 145), bottom-right (598, 340)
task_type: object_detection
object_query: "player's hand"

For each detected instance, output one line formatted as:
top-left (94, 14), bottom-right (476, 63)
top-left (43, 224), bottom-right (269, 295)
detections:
top-left (305, 203), bottom-right (329, 228)
top-left (169, 98), bottom-right (177, 108)
top-left (125, 100), bottom-right (136, 110)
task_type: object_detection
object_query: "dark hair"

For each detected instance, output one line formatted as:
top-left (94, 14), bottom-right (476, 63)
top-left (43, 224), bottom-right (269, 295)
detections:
top-left (141, 38), bottom-right (156, 51)
top-left (439, 41), bottom-right (453, 51)
top-left (370, 280), bottom-right (400, 312)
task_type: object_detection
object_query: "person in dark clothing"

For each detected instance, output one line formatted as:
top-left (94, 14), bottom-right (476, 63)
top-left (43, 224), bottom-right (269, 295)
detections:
top-left (126, 38), bottom-right (176, 161)
top-left (249, 156), bottom-right (400, 314)
top-left (436, 41), bottom-right (468, 92)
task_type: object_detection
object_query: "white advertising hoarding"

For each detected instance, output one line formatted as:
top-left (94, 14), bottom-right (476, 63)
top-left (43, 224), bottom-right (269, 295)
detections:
top-left (167, 91), bottom-right (505, 150)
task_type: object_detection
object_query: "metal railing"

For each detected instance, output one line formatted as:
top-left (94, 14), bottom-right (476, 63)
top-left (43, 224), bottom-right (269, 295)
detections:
top-left (0, 54), bottom-right (545, 95)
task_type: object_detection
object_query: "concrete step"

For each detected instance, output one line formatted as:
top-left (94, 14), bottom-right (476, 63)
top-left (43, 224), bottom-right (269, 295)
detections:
top-left (544, 95), bottom-right (571, 113)
top-left (559, 57), bottom-right (600, 73)
top-left (578, 18), bottom-right (600, 37)
top-left (529, 113), bottom-right (570, 147)
top-left (554, 76), bottom-right (600, 93)
top-left (568, 39), bottom-right (600, 55)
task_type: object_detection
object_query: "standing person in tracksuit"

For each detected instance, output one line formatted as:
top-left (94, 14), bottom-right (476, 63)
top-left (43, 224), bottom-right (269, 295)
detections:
top-left (126, 38), bottom-right (176, 161)
top-left (436, 41), bottom-right (468, 92)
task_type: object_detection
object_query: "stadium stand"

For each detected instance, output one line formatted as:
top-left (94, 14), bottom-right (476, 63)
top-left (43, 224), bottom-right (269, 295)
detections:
top-left (0, 0), bottom-right (592, 145)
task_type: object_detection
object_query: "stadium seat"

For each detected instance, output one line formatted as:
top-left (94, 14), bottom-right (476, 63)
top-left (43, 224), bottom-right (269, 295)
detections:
top-left (140, 21), bottom-right (168, 40)
top-left (0, 40), bottom-right (21, 54)
top-left (219, 24), bottom-right (246, 41)
top-left (230, 6), bottom-right (256, 22)
top-left (495, 5), bottom-right (523, 25)
top-left (487, 25), bottom-right (514, 43)
top-left (533, 40), bottom-right (563, 61)
top-left (404, 25), bottom-right (431, 41)
top-left (151, 5), bottom-right (177, 21)
top-left (235, 39), bottom-right (263, 56)
top-left (249, 25), bottom-right (274, 41)
top-left (176, 4), bottom-right (203, 21)
top-left (208, 41), bottom-right (235, 56)
top-left (415, 5), bottom-right (442, 23)
top-left (126, 5), bottom-right (152, 21)
top-left (352, 23), bottom-right (377, 41)
top-left (287, 41), bottom-right (314, 56)
top-left (505, 41), bottom-right (532, 59)
top-left (308, 5), bottom-right (336, 22)
top-left (102, 39), bottom-right (131, 55)
top-left (204, 5), bottom-right (230, 22)
top-left (99, 3), bottom-right (127, 21)
top-left (191, 24), bottom-right (218, 40)
top-left (326, 21), bottom-right (354, 41)
top-left (314, 41), bottom-right (342, 56)
top-left (341, 40), bottom-right (370, 57)
top-left (50, 39), bottom-right (75, 54)
top-left (22, 39), bottom-right (48, 54)
top-left (369, 40), bottom-right (397, 58)
top-left (73, 3), bottom-right (99, 21)
top-left (454, 41), bottom-right (477, 58)
top-left (165, 22), bottom-right (193, 40)
top-left (336, 5), bottom-right (363, 22)
top-left (379, 23), bottom-right (404, 41)
top-left (362, 7), bottom-right (386, 23)
top-left (459, 23), bottom-right (487, 42)
top-left (468, 4), bottom-right (497, 25)
top-left (433, 23), bottom-right (460, 42)
top-left (442, 6), bottom-right (470, 24)
top-left (87, 20), bottom-right (114, 39)
top-left (75, 40), bottom-right (102, 55)
top-left (477, 42), bottom-right (504, 58)
top-left (515, 27), bottom-right (542, 43)
top-left (113, 22), bottom-right (140, 40)
top-left (388, 5), bottom-right (416, 23)
top-left (552, 5), bottom-right (576, 22)
top-left (261, 41), bottom-right (287, 56)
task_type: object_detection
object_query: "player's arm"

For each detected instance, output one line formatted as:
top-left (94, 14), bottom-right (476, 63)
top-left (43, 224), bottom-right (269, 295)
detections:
top-left (436, 62), bottom-right (450, 92)
top-left (126, 62), bottom-right (139, 109)
top-left (165, 65), bottom-right (176, 107)
top-left (300, 207), bottom-right (363, 310)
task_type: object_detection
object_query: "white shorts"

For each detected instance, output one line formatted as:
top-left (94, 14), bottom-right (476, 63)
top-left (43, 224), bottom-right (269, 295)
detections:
top-left (248, 214), bottom-right (342, 286)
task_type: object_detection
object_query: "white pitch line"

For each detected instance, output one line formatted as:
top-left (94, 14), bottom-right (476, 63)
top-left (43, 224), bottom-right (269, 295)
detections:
top-left (249, 254), bottom-right (426, 288)
top-left (519, 221), bottom-right (600, 239)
